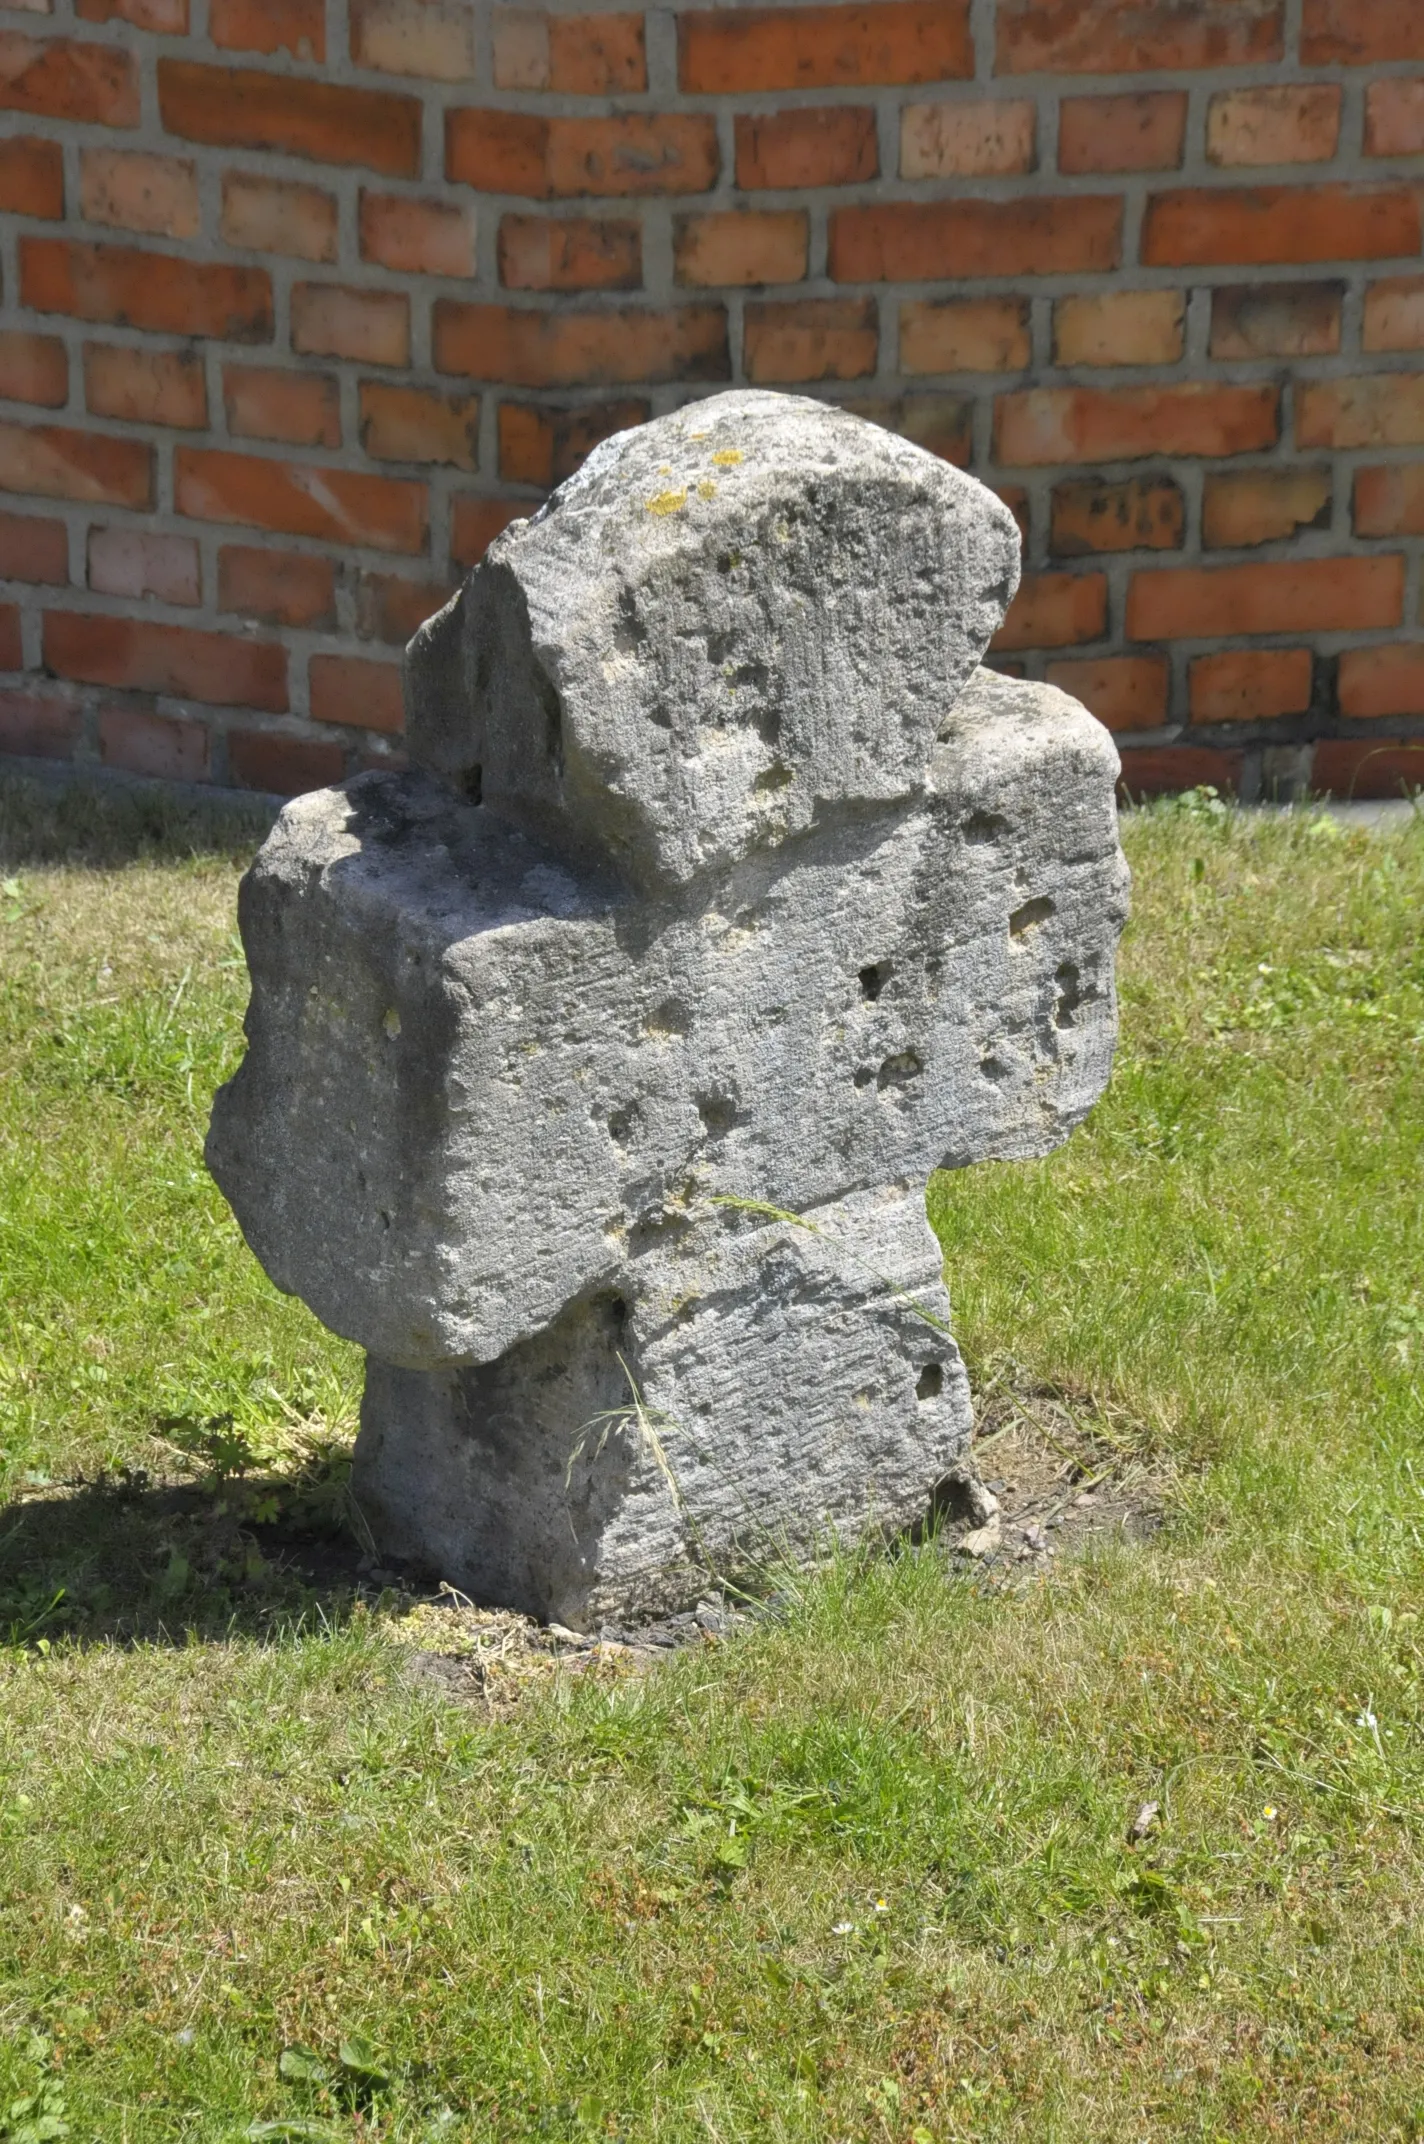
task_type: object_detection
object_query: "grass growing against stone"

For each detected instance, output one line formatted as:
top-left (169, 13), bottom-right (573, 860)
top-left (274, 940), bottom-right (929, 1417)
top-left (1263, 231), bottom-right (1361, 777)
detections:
top-left (1, 770), bottom-right (1422, 2142)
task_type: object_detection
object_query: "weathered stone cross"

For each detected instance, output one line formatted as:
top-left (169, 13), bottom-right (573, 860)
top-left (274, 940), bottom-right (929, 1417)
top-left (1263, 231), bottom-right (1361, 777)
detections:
top-left (208, 389), bottom-right (1128, 1627)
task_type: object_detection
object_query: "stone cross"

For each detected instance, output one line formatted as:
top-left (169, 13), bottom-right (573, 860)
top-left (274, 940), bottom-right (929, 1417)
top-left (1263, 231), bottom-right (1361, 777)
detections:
top-left (207, 390), bottom-right (1129, 1627)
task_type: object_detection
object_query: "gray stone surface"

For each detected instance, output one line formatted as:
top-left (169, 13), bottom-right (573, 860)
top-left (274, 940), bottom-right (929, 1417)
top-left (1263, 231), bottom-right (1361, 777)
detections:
top-left (404, 390), bottom-right (1022, 892)
top-left (355, 1186), bottom-right (972, 1627)
top-left (207, 389), bottom-right (1128, 1624)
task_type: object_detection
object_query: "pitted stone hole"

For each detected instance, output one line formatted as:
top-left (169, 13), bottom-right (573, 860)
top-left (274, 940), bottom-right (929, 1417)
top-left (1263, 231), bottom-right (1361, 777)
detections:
top-left (853, 1065), bottom-right (876, 1090)
top-left (753, 760), bottom-right (793, 795)
top-left (644, 999), bottom-right (691, 1040)
top-left (980, 1055), bottom-right (1009, 1084)
top-left (963, 810), bottom-right (1008, 845)
top-left (696, 1091), bottom-right (737, 1137)
top-left (460, 764), bottom-right (483, 805)
top-left (716, 549), bottom-right (742, 575)
top-left (858, 961), bottom-right (891, 1001)
top-left (1055, 960), bottom-right (1084, 1030)
top-left (608, 1102), bottom-right (641, 1147)
top-left (916, 1363), bottom-right (943, 1401)
top-left (613, 595), bottom-right (648, 655)
top-left (1009, 895), bottom-right (1056, 939)
top-left (877, 1049), bottom-right (922, 1090)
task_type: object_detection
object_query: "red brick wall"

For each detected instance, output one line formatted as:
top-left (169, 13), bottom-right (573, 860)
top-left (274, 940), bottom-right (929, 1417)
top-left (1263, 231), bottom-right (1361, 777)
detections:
top-left (3, 0), bottom-right (1424, 802)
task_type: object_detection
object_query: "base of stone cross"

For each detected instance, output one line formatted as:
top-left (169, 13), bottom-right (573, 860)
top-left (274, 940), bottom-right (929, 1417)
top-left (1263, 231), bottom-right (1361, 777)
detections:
top-left (350, 1186), bottom-right (973, 1628)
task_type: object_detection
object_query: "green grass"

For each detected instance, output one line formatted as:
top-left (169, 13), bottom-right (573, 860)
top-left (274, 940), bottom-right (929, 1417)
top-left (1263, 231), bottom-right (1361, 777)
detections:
top-left (1, 770), bottom-right (1423, 2142)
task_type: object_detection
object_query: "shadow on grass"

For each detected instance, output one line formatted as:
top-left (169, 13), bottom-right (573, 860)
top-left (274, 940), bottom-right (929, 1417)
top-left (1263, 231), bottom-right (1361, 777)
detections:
top-left (0, 765), bottom-right (278, 870)
top-left (0, 1451), bottom-right (418, 1647)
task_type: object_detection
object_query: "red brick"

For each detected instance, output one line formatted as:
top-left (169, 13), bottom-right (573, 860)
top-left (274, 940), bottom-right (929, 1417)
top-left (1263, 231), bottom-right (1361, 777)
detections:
top-left (1311, 739), bottom-right (1424, 798)
top-left (360, 192), bottom-right (475, 278)
top-left (997, 384), bottom-right (1278, 467)
top-left (84, 344), bottom-right (207, 431)
top-left (1202, 468), bottom-right (1331, 549)
top-left (745, 299), bottom-right (877, 385)
top-left (735, 106), bottom-right (877, 189)
top-left (88, 526), bottom-right (200, 605)
top-left (0, 509), bottom-right (69, 585)
top-left (499, 215), bottom-right (641, 291)
top-left (1189, 648), bottom-right (1312, 724)
top-left (450, 494), bottom-right (528, 566)
top-left (1052, 291), bottom-right (1184, 367)
top-left (498, 399), bottom-right (649, 487)
top-left (0, 136), bottom-right (64, 219)
top-left (310, 651), bottom-right (404, 733)
top-left (0, 32), bottom-right (139, 127)
top-left (1338, 644), bottom-right (1424, 718)
top-left (1057, 92), bottom-right (1185, 174)
top-left (434, 302), bottom-right (729, 388)
top-left (0, 687), bottom-right (80, 761)
top-left (158, 61), bottom-right (421, 177)
top-left (679, 2), bottom-right (970, 92)
top-left (176, 447), bottom-right (428, 554)
top-left (844, 394), bottom-right (973, 466)
top-left (228, 728), bottom-right (345, 795)
top-left (493, 10), bottom-right (647, 93)
top-left (675, 211), bottom-right (807, 288)
top-left (1127, 556), bottom-right (1404, 640)
top-left (1050, 476), bottom-right (1184, 556)
top-left (218, 544), bottom-right (336, 628)
top-left (44, 611), bottom-right (288, 710)
top-left (99, 705), bottom-right (210, 781)
top-left (1143, 185), bottom-right (1420, 267)
top-left (221, 173), bottom-right (338, 263)
top-left (0, 606), bottom-right (20, 673)
top-left (1206, 86), bottom-right (1340, 166)
top-left (446, 111), bottom-right (719, 199)
top-left (1118, 745), bottom-right (1242, 798)
top-left (1209, 280), bottom-right (1342, 357)
top-left (1298, 374), bottom-right (1424, 450)
top-left (900, 100), bottom-right (1035, 179)
top-left (79, 148), bottom-right (199, 240)
top-left (1045, 655), bottom-right (1168, 733)
top-left (356, 572), bottom-right (457, 644)
top-left (1302, 0), bottom-right (1424, 64)
top-left (1354, 465), bottom-right (1424, 537)
top-left (829, 196), bottom-right (1121, 282)
top-left (446, 110), bottom-right (578, 197)
top-left (359, 382), bottom-right (480, 469)
top-left (1363, 277), bottom-right (1424, 353)
top-left (0, 419), bottom-right (151, 508)
top-left (76, 0), bottom-right (186, 27)
top-left (900, 297), bottom-right (1029, 374)
top-left (223, 364), bottom-right (339, 449)
top-left (22, 238), bottom-right (272, 343)
top-left (350, 0), bottom-right (477, 81)
top-left (992, 573), bottom-right (1108, 653)
top-left (292, 283), bottom-right (409, 368)
top-left (212, 0), bottom-right (324, 60)
top-left (0, 331), bottom-right (67, 409)
top-left (1364, 79), bottom-right (1424, 158)
top-left (998, 0), bottom-right (1282, 73)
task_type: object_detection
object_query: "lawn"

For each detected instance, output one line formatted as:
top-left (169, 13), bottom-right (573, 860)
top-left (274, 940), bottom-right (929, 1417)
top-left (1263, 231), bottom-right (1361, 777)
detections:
top-left (0, 770), bottom-right (1421, 2143)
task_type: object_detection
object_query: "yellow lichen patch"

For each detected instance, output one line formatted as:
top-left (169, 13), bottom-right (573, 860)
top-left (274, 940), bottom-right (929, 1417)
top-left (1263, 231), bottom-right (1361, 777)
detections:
top-left (697, 479), bottom-right (717, 501)
top-left (712, 448), bottom-right (743, 466)
top-left (646, 488), bottom-right (687, 517)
